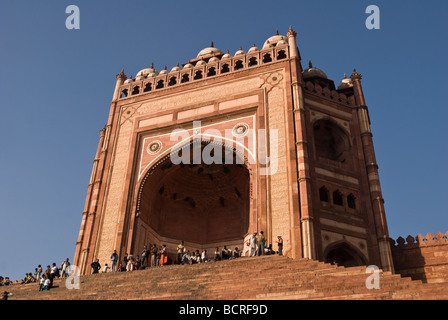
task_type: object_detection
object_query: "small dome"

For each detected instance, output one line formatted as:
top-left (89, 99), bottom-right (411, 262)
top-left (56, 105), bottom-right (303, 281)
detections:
top-left (147, 72), bottom-right (157, 78)
top-left (135, 74), bottom-right (145, 80)
top-left (196, 60), bottom-right (206, 66)
top-left (235, 47), bottom-right (246, 56)
top-left (208, 57), bottom-right (219, 63)
top-left (302, 61), bottom-right (327, 79)
top-left (159, 66), bottom-right (168, 75)
top-left (263, 40), bottom-right (274, 48)
top-left (124, 76), bottom-right (133, 84)
top-left (263, 30), bottom-right (288, 49)
top-left (248, 44), bottom-right (260, 53)
top-left (338, 74), bottom-right (352, 89)
top-left (170, 63), bottom-right (181, 72)
top-left (136, 63), bottom-right (158, 77)
top-left (276, 40), bottom-right (288, 46)
top-left (183, 63), bottom-right (194, 69)
top-left (221, 50), bottom-right (232, 59)
top-left (197, 42), bottom-right (222, 58)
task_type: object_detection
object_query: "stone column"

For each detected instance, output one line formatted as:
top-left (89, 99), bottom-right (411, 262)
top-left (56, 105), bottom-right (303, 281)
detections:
top-left (351, 69), bottom-right (394, 272)
top-left (288, 26), bottom-right (315, 260)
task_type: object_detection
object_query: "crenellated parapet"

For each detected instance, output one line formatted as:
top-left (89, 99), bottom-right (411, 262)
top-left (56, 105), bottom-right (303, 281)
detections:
top-left (391, 231), bottom-right (448, 248)
top-left (391, 231), bottom-right (448, 283)
top-left (303, 80), bottom-right (356, 106)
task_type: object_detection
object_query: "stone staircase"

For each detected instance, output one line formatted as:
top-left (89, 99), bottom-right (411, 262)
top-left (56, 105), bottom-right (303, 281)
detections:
top-left (7, 256), bottom-right (448, 300)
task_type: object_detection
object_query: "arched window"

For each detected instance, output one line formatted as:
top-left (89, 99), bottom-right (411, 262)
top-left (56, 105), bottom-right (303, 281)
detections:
top-left (313, 119), bottom-right (351, 163)
top-left (234, 60), bottom-right (244, 70)
top-left (120, 89), bottom-right (128, 98)
top-left (194, 71), bottom-right (203, 80)
top-left (181, 74), bottom-right (190, 83)
top-left (319, 186), bottom-right (329, 202)
top-left (168, 76), bottom-right (177, 87)
top-left (132, 86), bottom-right (140, 95)
top-left (156, 80), bottom-right (164, 89)
top-left (207, 67), bottom-right (216, 77)
top-left (221, 64), bottom-right (230, 73)
top-left (263, 54), bottom-right (272, 63)
top-left (143, 83), bottom-right (152, 92)
top-left (333, 190), bottom-right (343, 206)
top-left (277, 50), bottom-right (287, 60)
top-left (347, 194), bottom-right (356, 209)
top-left (248, 57), bottom-right (258, 67)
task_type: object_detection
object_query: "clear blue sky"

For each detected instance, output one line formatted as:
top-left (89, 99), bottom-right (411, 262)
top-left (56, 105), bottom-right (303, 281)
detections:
top-left (0, 1), bottom-right (447, 281)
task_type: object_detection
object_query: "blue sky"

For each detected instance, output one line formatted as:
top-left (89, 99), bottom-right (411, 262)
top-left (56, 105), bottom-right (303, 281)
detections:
top-left (0, 1), bottom-right (447, 281)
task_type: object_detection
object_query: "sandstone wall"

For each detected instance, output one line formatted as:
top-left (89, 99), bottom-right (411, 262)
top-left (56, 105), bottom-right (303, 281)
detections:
top-left (391, 231), bottom-right (448, 283)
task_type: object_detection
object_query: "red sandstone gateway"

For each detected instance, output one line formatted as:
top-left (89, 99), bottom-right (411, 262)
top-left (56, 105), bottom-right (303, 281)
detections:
top-left (74, 27), bottom-right (396, 275)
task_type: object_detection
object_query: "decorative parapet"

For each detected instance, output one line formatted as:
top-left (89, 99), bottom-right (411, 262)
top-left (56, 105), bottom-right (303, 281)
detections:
top-left (118, 43), bottom-right (290, 99)
top-left (303, 80), bottom-right (356, 107)
top-left (391, 231), bottom-right (448, 248)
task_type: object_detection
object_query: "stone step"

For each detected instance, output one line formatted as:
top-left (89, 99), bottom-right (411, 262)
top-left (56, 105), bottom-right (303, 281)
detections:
top-left (8, 256), bottom-right (448, 300)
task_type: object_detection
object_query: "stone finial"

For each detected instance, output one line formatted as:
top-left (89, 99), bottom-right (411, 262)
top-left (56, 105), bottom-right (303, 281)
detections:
top-left (275, 29), bottom-right (279, 35)
top-left (116, 68), bottom-right (126, 81)
top-left (287, 25), bottom-right (297, 37)
top-left (150, 62), bottom-right (154, 68)
top-left (211, 41), bottom-right (214, 48)
top-left (343, 73), bottom-right (347, 79)
top-left (350, 68), bottom-right (362, 81)
top-left (308, 60), bottom-right (313, 69)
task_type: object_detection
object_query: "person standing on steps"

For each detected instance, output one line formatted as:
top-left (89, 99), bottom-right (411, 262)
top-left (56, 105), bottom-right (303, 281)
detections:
top-left (91, 259), bottom-right (101, 274)
top-left (141, 245), bottom-right (148, 269)
top-left (256, 231), bottom-right (266, 256)
top-left (177, 241), bottom-right (185, 265)
top-left (110, 250), bottom-right (118, 272)
top-left (248, 232), bottom-right (257, 257)
top-left (277, 235), bottom-right (283, 256)
top-left (150, 244), bottom-right (158, 267)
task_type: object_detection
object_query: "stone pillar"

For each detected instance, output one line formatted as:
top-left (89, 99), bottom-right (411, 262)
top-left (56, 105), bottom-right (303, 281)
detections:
top-left (112, 69), bottom-right (126, 101)
top-left (351, 69), bottom-right (394, 272)
top-left (288, 26), bottom-right (315, 260)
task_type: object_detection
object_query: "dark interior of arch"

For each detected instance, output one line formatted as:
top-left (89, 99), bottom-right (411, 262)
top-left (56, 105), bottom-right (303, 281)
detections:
top-left (313, 120), bottom-right (351, 163)
top-left (138, 141), bottom-right (250, 246)
top-left (325, 243), bottom-right (366, 267)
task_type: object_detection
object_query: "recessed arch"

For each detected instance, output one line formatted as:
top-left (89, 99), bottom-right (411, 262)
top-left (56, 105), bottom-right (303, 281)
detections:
top-left (313, 118), bottom-right (351, 163)
top-left (323, 241), bottom-right (367, 267)
top-left (133, 139), bottom-right (253, 263)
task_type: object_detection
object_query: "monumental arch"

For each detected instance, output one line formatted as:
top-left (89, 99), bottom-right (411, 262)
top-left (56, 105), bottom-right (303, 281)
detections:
top-left (74, 27), bottom-right (395, 275)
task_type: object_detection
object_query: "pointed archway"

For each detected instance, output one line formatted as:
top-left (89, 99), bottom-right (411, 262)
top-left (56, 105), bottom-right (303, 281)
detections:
top-left (133, 139), bottom-right (252, 262)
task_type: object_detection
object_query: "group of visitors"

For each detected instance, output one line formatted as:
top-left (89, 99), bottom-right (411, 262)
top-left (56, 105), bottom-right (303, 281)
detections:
top-left (0, 258), bottom-right (71, 293)
top-left (95, 233), bottom-right (283, 274)
top-left (247, 232), bottom-right (283, 257)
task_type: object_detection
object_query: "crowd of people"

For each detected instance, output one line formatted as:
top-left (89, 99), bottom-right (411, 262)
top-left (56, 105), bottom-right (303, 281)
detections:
top-left (0, 258), bottom-right (71, 293)
top-left (90, 232), bottom-right (283, 274)
top-left (0, 233), bottom-right (284, 294)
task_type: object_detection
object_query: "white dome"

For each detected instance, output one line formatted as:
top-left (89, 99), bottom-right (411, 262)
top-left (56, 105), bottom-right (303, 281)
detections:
top-left (136, 74), bottom-right (145, 80)
top-left (235, 47), bottom-right (246, 56)
top-left (171, 64), bottom-right (181, 72)
top-left (221, 50), bottom-right (232, 59)
top-left (136, 63), bottom-right (158, 77)
top-left (183, 63), bottom-right (194, 69)
top-left (263, 31), bottom-right (288, 49)
top-left (147, 72), bottom-right (157, 78)
top-left (208, 57), bottom-right (219, 63)
top-left (124, 77), bottom-right (133, 84)
top-left (248, 44), bottom-right (260, 53)
top-left (276, 40), bottom-right (288, 46)
top-left (197, 42), bottom-right (222, 58)
top-left (196, 60), bottom-right (207, 66)
top-left (338, 74), bottom-right (352, 89)
top-left (159, 69), bottom-right (168, 75)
